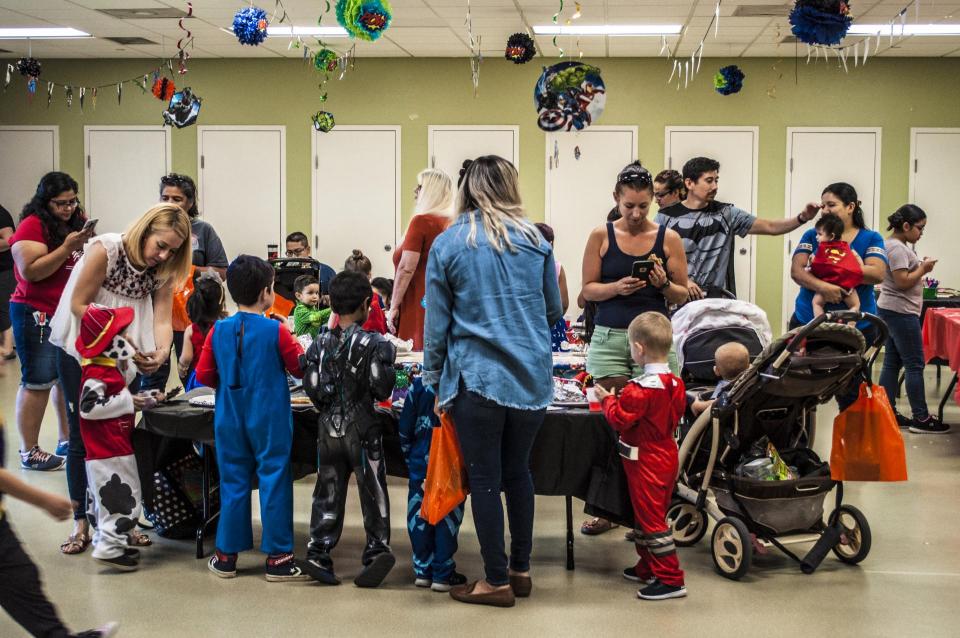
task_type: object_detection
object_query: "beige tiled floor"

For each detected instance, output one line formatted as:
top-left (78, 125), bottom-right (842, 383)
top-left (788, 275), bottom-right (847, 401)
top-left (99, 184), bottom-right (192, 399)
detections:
top-left (1, 361), bottom-right (958, 637)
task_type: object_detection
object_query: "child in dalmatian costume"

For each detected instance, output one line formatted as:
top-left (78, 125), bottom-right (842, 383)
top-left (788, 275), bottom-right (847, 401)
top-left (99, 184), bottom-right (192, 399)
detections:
top-left (76, 304), bottom-right (148, 571)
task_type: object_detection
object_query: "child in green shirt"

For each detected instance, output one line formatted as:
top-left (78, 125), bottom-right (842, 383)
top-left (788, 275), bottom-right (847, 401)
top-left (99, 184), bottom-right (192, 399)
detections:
top-left (293, 275), bottom-right (330, 339)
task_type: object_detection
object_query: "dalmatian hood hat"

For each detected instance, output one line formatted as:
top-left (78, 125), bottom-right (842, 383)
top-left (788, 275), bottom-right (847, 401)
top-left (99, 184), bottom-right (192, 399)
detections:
top-left (76, 303), bottom-right (135, 359)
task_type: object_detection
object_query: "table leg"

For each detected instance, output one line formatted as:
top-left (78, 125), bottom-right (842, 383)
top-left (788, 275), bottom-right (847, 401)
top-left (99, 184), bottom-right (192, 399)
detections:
top-left (197, 443), bottom-right (211, 560)
top-left (937, 372), bottom-right (958, 423)
top-left (565, 495), bottom-right (575, 571)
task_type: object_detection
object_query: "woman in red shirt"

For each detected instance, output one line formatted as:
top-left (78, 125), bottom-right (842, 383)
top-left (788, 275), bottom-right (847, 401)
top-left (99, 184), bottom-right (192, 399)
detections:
top-left (387, 168), bottom-right (453, 350)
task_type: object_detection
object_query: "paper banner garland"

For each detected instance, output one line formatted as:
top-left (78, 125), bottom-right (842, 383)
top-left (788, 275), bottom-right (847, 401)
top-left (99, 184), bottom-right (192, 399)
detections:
top-left (152, 76), bottom-right (176, 101)
top-left (162, 87), bottom-right (202, 128)
top-left (312, 111), bottom-right (336, 132)
top-left (505, 33), bottom-right (536, 64)
top-left (714, 65), bottom-right (745, 95)
top-left (533, 61), bottom-right (606, 132)
top-left (233, 6), bottom-right (269, 46)
top-left (789, 0), bottom-right (853, 46)
top-left (336, 0), bottom-right (392, 41)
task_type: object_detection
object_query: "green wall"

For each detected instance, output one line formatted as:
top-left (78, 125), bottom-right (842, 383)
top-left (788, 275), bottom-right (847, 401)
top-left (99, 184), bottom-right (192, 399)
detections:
top-left (2, 56), bottom-right (959, 328)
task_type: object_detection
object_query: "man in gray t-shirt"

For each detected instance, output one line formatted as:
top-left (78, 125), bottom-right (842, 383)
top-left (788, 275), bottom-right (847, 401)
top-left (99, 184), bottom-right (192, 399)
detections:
top-left (655, 157), bottom-right (818, 299)
top-left (190, 218), bottom-right (228, 270)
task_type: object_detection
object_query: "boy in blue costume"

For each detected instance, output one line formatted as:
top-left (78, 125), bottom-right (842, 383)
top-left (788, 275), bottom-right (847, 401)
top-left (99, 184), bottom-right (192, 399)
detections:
top-left (195, 255), bottom-right (308, 582)
top-left (301, 270), bottom-right (397, 587)
top-left (398, 376), bottom-right (466, 592)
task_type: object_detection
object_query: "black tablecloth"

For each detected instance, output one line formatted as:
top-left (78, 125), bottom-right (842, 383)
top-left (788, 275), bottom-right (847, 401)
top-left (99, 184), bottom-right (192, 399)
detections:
top-left (136, 395), bottom-right (634, 525)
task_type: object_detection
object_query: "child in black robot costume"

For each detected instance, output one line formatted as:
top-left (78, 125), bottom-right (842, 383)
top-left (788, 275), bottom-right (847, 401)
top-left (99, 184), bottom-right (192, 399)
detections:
top-left (301, 270), bottom-right (397, 587)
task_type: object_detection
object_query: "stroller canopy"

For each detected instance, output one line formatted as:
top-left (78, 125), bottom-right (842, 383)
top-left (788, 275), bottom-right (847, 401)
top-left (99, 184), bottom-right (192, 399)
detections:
top-left (672, 298), bottom-right (773, 382)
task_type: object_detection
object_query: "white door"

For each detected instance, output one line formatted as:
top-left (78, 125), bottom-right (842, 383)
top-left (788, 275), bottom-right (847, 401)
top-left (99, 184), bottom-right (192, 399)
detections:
top-left (198, 126), bottom-right (285, 263)
top-left (312, 125), bottom-right (400, 278)
top-left (428, 125), bottom-right (520, 183)
top-left (84, 126), bottom-right (171, 234)
top-left (0, 126), bottom-right (59, 217)
top-left (546, 126), bottom-right (638, 316)
top-left (910, 129), bottom-right (960, 286)
top-left (782, 128), bottom-right (882, 330)
top-left (665, 127), bottom-right (759, 302)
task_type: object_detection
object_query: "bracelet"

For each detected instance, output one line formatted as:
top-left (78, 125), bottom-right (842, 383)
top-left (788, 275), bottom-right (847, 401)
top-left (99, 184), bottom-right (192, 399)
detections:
top-left (656, 278), bottom-right (671, 291)
top-left (796, 213), bottom-right (805, 226)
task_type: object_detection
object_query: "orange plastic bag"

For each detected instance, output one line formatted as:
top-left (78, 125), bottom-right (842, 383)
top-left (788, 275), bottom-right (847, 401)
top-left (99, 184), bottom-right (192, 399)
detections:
top-left (420, 412), bottom-right (469, 525)
top-left (171, 266), bottom-right (197, 332)
top-left (830, 383), bottom-right (908, 482)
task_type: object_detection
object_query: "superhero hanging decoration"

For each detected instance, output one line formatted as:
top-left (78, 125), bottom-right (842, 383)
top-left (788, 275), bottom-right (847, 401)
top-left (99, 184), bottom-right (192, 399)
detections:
top-left (162, 87), bottom-right (202, 128)
top-left (336, 0), bottom-right (393, 41)
top-left (505, 33), bottom-right (536, 64)
top-left (16, 57), bottom-right (42, 94)
top-left (533, 61), bottom-right (605, 132)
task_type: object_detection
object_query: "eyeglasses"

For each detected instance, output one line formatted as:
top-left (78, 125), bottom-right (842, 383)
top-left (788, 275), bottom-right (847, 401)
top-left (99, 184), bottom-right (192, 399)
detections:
top-left (653, 190), bottom-right (673, 199)
top-left (285, 247), bottom-right (307, 257)
top-left (50, 198), bottom-right (80, 209)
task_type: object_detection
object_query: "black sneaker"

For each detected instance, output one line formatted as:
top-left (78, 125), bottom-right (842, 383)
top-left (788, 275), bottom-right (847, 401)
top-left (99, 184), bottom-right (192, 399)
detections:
top-left (265, 553), bottom-right (310, 582)
top-left (95, 553), bottom-right (139, 572)
top-left (354, 551), bottom-right (396, 588)
top-left (123, 548), bottom-right (140, 560)
top-left (73, 621), bottom-right (120, 637)
top-left (622, 566), bottom-right (655, 585)
top-left (431, 571), bottom-right (467, 592)
top-left (894, 411), bottom-right (913, 429)
top-left (909, 415), bottom-right (951, 434)
top-left (638, 580), bottom-right (687, 600)
top-left (302, 556), bottom-right (341, 585)
top-left (208, 550), bottom-right (237, 578)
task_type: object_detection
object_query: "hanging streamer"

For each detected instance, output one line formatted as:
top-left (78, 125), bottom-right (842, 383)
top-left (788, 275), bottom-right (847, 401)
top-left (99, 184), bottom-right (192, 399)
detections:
top-left (664, 1), bottom-right (720, 87)
top-left (91, 87), bottom-right (97, 110)
top-left (552, 0), bottom-right (564, 56)
top-left (117, 82), bottom-right (122, 105)
top-left (65, 86), bottom-right (73, 109)
top-left (3, 64), bottom-right (11, 92)
top-left (79, 87), bottom-right (86, 111)
top-left (466, 0), bottom-right (482, 96)
top-left (46, 82), bottom-right (53, 108)
top-left (177, 2), bottom-right (193, 74)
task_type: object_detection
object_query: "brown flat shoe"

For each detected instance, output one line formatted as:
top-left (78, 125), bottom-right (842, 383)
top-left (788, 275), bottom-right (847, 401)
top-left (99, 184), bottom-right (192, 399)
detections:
top-left (449, 581), bottom-right (516, 608)
top-left (509, 574), bottom-right (532, 598)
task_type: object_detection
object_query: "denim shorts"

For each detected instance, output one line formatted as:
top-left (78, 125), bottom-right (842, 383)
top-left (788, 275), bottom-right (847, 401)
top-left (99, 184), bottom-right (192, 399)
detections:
top-left (587, 325), bottom-right (679, 379)
top-left (10, 301), bottom-right (61, 390)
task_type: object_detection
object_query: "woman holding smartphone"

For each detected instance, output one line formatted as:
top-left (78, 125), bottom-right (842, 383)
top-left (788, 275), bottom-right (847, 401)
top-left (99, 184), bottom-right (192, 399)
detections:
top-left (578, 161), bottom-right (688, 535)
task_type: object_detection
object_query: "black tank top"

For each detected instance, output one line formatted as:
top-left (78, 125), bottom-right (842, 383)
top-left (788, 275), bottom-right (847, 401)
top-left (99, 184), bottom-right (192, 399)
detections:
top-left (595, 222), bottom-right (669, 329)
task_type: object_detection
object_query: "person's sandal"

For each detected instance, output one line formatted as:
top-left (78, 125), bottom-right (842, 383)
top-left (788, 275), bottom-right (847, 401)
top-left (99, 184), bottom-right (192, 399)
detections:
top-left (449, 581), bottom-right (516, 608)
top-left (127, 529), bottom-right (153, 547)
top-left (60, 532), bottom-right (91, 555)
top-left (580, 517), bottom-right (619, 536)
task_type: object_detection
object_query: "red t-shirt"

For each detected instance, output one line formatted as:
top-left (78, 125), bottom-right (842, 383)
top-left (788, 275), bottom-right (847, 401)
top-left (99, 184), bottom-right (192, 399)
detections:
top-left (9, 215), bottom-right (84, 314)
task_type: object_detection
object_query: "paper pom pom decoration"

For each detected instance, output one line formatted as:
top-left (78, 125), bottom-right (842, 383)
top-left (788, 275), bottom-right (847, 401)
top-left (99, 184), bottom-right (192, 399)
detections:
top-left (162, 87), bottom-right (202, 129)
top-left (312, 111), bottom-right (336, 133)
top-left (789, 0), bottom-right (852, 46)
top-left (16, 57), bottom-right (42, 79)
top-left (336, 0), bottom-right (392, 41)
top-left (533, 61), bottom-right (606, 132)
top-left (314, 48), bottom-right (339, 73)
top-left (505, 33), bottom-right (536, 64)
top-left (714, 65), bottom-right (745, 95)
top-left (233, 6), bottom-right (269, 46)
top-left (152, 77), bottom-right (176, 101)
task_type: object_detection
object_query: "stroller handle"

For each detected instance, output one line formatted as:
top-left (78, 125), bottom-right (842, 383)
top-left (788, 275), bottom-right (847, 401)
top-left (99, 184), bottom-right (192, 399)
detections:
top-left (775, 311), bottom-right (888, 383)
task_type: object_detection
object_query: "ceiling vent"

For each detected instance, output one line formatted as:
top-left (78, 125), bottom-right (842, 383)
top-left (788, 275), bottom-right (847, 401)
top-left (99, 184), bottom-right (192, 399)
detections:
top-left (97, 8), bottom-right (191, 19)
top-left (103, 36), bottom-right (158, 45)
top-left (732, 4), bottom-right (792, 18)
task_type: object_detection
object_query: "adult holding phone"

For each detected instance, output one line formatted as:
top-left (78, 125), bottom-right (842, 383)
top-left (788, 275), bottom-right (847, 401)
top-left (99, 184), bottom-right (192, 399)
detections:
top-left (579, 161), bottom-right (689, 535)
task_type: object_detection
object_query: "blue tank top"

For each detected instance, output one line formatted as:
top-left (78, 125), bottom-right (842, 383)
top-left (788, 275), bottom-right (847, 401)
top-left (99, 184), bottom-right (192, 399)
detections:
top-left (595, 222), bottom-right (669, 329)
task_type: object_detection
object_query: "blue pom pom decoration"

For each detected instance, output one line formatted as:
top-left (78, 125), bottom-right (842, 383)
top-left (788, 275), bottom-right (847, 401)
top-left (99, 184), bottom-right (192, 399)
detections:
top-left (233, 6), bottom-right (269, 46)
top-left (789, 1), bottom-right (852, 46)
top-left (714, 65), bottom-right (745, 96)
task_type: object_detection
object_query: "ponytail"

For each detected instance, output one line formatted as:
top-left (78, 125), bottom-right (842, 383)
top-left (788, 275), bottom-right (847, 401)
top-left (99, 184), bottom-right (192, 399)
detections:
top-left (886, 204), bottom-right (927, 231)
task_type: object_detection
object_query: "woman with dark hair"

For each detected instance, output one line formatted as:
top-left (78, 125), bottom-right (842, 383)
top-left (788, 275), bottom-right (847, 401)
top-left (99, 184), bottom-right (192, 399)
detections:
top-left (877, 205), bottom-right (947, 433)
top-left (653, 169), bottom-right (685, 210)
top-left (789, 182), bottom-right (888, 410)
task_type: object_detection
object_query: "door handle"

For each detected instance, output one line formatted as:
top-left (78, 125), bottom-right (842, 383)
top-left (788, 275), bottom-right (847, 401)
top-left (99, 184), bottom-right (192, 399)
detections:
top-left (739, 248), bottom-right (747, 255)
top-left (384, 244), bottom-right (392, 252)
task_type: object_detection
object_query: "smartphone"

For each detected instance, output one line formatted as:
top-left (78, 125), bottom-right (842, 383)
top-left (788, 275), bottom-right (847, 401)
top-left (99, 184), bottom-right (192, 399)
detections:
top-left (82, 218), bottom-right (99, 234)
top-left (632, 259), bottom-right (655, 281)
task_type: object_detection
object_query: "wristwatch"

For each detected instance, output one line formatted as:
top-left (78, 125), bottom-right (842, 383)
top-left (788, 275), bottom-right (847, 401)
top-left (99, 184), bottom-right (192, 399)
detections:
top-left (655, 278), bottom-right (671, 291)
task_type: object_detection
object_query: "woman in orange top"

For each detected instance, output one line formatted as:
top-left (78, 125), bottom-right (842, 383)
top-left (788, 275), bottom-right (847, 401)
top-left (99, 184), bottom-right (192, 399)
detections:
top-left (387, 168), bottom-right (454, 350)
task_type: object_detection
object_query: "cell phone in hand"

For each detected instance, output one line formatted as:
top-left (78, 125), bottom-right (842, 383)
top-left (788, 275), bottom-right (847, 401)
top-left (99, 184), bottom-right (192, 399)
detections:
top-left (82, 218), bottom-right (99, 234)
top-left (632, 259), bottom-right (655, 281)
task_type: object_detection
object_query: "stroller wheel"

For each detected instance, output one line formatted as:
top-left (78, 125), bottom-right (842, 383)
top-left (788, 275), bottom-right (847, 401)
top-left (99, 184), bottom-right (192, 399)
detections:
top-left (711, 517), bottom-right (752, 580)
top-left (829, 505), bottom-right (872, 565)
top-left (667, 500), bottom-right (708, 547)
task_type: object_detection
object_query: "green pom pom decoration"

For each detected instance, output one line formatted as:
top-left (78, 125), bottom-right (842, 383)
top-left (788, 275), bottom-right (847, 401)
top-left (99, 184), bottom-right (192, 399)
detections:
top-left (394, 369), bottom-right (410, 390)
top-left (336, 0), bottom-right (392, 41)
top-left (314, 48), bottom-right (339, 73)
top-left (312, 111), bottom-right (336, 133)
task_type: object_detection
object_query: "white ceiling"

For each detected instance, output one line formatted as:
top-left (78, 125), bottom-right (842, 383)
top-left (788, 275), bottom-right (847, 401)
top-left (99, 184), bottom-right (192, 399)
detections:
top-left (0, 0), bottom-right (959, 59)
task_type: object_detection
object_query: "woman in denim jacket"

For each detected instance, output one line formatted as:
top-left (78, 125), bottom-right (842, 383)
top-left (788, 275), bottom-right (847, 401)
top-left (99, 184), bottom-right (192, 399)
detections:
top-left (423, 155), bottom-right (563, 607)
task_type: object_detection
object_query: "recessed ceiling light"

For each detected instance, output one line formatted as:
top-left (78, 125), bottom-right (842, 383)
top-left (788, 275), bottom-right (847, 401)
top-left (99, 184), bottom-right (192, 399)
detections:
top-left (533, 24), bottom-right (682, 36)
top-left (0, 27), bottom-right (91, 39)
top-left (848, 23), bottom-right (960, 36)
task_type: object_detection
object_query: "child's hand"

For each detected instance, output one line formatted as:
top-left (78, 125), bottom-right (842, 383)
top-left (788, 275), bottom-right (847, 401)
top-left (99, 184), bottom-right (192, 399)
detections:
top-left (42, 493), bottom-right (74, 521)
top-left (593, 384), bottom-right (612, 401)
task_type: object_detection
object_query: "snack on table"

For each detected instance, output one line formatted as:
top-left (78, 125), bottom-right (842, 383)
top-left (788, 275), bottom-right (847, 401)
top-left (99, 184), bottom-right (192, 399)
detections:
top-left (553, 377), bottom-right (586, 404)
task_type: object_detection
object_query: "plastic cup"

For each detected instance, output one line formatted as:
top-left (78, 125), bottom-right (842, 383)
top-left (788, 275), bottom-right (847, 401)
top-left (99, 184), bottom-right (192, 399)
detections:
top-left (586, 387), bottom-right (601, 412)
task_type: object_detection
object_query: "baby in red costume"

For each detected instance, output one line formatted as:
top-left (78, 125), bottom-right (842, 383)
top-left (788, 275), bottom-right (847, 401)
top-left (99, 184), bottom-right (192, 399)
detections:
top-left (594, 312), bottom-right (687, 601)
top-left (809, 214), bottom-right (863, 317)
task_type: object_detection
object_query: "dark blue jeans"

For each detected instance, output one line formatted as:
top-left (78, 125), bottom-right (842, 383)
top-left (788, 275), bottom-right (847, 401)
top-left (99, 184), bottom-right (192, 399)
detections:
top-left (450, 390), bottom-right (544, 586)
top-left (56, 352), bottom-right (87, 520)
top-left (877, 308), bottom-right (929, 420)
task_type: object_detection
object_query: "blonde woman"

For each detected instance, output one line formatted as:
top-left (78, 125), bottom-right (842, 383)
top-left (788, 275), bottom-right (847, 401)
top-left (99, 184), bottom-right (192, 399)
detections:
top-left (388, 168), bottom-right (454, 350)
top-left (49, 203), bottom-right (192, 552)
top-left (423, 156), bottom-right (563, 607)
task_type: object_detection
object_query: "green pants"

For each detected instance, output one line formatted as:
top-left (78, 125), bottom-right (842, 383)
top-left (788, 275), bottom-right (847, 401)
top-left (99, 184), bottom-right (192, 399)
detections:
top-left (587, 325), bottom-right (679, 379)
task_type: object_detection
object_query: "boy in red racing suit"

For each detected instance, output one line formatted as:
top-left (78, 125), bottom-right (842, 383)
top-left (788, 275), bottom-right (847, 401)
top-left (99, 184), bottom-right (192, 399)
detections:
top-left (594, 312), bottom-right (687, 601)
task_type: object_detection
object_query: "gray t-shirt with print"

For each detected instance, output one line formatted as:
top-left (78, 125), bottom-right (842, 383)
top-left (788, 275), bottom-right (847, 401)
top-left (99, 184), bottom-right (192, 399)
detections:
top-left (878, 238), bottom-right (922, 315)
top-left (190, 219), bottom-right (228, 268)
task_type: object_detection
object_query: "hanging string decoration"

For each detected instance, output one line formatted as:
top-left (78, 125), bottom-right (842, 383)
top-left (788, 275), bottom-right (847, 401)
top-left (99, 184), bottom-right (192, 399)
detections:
top-left (533, 61), bottom-right (606, 132)
top-left (152, 76), bottom-right (176, 101)
top-left (789, 0), bottom-right (852, 46)
top-left (233, 6), bottom-right (270, 46)
top-left (551, 0), bottom-right (564, 56)
top-left (505, 33), bottom-right (536, 64)
top-left (465, 0), bottom-right (481, 96)
top-left (661, 0), bottom-right (718, 88)
top-left (163, 87), bottom-right (202, 128)
top-left (312, 110), bottom-right (336, 132)
top-left (336, 0), bottom-right (392, 41)
top-left (177, 2), bottom-right (193, 74)
top-left (714, 65), bottom-right (745, 95)
top-left (16, 57), bottom-right (42, 95)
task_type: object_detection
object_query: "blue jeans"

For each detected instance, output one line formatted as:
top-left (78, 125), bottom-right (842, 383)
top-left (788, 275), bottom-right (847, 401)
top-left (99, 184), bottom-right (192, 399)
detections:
top-left (57, 353), bottom-right (87, 520)
top-left (450, 389), bottom-right (544, 586)
top-left (406, 480), bottom-right (464, 583)
top-left (10, 301), bottom-right (59, 390)
top-left (878, 308), bottom-right (929, 420)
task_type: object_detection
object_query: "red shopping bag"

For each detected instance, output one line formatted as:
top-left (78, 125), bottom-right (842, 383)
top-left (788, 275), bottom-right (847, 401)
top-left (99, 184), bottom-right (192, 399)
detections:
top-left (830, 383), bottom-right (908, 481)
top-left (420, 412), bottom-right (469, 525)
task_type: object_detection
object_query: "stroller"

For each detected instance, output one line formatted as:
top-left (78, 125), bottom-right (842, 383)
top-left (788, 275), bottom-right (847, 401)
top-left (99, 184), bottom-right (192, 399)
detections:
top-left (667, 309), bottom-right (886, 580)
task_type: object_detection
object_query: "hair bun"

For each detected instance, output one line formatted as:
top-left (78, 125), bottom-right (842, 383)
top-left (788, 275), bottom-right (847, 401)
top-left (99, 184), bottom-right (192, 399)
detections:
top-left (351, 249), bottom-right (364, 259)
